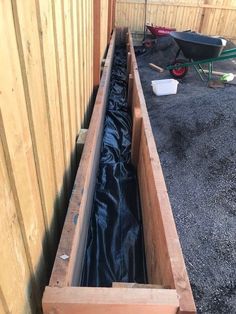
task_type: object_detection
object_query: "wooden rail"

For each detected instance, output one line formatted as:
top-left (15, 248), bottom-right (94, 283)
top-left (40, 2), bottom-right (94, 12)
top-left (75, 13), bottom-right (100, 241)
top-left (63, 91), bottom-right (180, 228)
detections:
top-left (42, 27), bottom-right (196, 314)
top-left (49, 29), bottom-right (117, 289)
top-left (116, 0), bottom-right (236, 43)
top-left (127, 29), bottom-right (196, 314)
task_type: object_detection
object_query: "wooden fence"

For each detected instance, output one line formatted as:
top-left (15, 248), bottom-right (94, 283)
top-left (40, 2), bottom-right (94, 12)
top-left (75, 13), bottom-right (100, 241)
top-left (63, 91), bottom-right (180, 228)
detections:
top-left (0, 0), bottom-right (115, 313)
top-left (116, 0), bottom-right (236, 42)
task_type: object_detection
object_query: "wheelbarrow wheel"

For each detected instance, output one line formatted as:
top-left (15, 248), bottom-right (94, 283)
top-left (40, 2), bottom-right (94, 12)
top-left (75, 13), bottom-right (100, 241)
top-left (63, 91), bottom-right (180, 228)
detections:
top-left (144, 39), bottom-right (153, 48)
top-left (169, 59), bottom-right (188, 79)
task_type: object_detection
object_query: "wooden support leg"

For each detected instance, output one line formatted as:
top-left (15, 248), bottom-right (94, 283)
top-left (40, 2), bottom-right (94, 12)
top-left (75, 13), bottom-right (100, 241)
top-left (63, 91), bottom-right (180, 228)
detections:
top-left (131, 107), bottom-right (142, 166)
top-left (76, 129), bottom-right (88, 162)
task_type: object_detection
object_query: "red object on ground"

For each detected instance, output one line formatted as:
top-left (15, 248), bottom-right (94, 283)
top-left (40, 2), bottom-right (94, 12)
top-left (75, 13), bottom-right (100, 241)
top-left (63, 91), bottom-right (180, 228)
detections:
top-left (146, 25), bottom-right (176, 37)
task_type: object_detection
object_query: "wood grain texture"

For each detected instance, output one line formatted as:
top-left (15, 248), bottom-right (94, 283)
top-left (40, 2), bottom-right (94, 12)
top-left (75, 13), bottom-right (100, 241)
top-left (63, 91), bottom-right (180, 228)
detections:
top-left (42, 27), bottom-right (195, 314)
top-left (112, 282), bottom-right (163, 289)
top-left (12, 0), bottom-right (57, 253)
top-left (100, 0), bottom-right (109, 61)
top-left (116, 0), bottom-right (236, 42)
top-left (43, 287), bottom-right (179, 314)
top-left (0, 140), bottom-right (32, 314)
top-left (127, 30), bottom-right (196, 314)
top-left (0, 1), bottom-right (113, 312)
top-left (36, 0), bottom-right (66, 235)
top-left (0, 1), bottom-right (48, 311)
top-left (94, 0), bottom-right (101, 89)
top-left (49, 30), bottom-right (116, 288)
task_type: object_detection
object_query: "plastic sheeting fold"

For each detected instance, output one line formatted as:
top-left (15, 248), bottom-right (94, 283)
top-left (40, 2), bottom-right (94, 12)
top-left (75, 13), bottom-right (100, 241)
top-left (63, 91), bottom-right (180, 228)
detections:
top-left (81, 46), bottom-right (147, 287)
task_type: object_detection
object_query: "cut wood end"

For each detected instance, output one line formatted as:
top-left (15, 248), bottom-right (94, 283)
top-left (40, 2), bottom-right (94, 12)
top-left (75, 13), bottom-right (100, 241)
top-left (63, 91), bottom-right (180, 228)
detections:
top-left (149, 63), bottom-right (164, 73)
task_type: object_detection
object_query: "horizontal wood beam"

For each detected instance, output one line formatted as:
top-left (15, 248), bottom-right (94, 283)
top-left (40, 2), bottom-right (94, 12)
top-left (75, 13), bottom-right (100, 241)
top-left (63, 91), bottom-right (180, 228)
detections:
top-left (112, 282), bottom-right (163, 289)
top-left (43, 287), bottom-right (179, 314)
top-left (118, 1), bottom-right (236, 11)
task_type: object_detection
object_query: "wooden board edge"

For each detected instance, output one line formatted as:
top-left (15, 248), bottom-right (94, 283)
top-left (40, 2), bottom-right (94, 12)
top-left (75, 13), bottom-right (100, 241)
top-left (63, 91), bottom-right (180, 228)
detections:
top-left (43, 286), bottom-right (179, 314)
top-left (127, 29), bottom-right (196, 314)
top-left (48, 29), bottom-right (116, 288)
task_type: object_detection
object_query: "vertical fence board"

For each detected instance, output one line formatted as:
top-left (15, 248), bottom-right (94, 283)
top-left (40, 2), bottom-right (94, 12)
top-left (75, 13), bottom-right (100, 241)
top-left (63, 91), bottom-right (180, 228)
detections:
top-left (11, 0), bottom-right (57, 251)
top-left (72, 0), bottom-right (81, 132)
top-left (0, 1), bottom-right (48, 311)
top-left (52, 0), bottom-right (73, 194)
top-left (0, 0), bottom-right (114, 313)
top-left (36, 0), bottom-right (66, 230)
top-left (77, 1), bottom-right (85, 124)
top-left (63, 0), bottom-right (77, 146)
top-left (0, 140), bottom-right (32, 314)
top-left (93, 0), bottom-right (101, 89)
top-left (100, 0), bottom-right (109, 61)
top-left (116, 0), bottom-right (236, 42)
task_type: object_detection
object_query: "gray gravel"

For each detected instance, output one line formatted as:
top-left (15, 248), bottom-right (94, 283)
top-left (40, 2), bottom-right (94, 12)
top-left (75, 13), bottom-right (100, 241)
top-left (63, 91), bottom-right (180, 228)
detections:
top-left (136, 38), bottom-right (236, 314)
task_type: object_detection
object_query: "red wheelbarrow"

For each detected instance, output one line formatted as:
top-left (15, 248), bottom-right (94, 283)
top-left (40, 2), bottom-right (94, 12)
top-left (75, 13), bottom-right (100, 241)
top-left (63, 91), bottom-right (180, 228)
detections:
top-left (144, 24), bottom-right (176, 48)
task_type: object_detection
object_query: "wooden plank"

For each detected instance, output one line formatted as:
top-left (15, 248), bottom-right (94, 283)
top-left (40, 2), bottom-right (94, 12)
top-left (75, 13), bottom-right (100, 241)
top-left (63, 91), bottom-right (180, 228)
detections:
top-left (89, 0), bottom-right (94, 118)
top-left (52, 0), bottom-right (72, 193)
top-left (76, 129), bottom-right (88, 161)
top-left (77, 1), bottom-right (85, 126)
top-left (81, 1), bottom-right (88, 126)
top-left (100, 0), bottom-right (109, 61)
top-left (112, 282), bottom-right (163, 289)
top-left (43, 287), bottom-right (179, 314)
top-left (0, 1), bottom-right (48, 310)
top-left (72, 0), bottom-right (81, 132)
top-left (131, 107), bottom-right (142, 166)
top-left (69, 28), bottom-right (116, 285)
top-left (149, 63), bottom-right (164, 73)
top-left (116, 1), bottom-right (236, 10)
top-left (137, 141), bottom-right (162, 285)
top-left (0, 140), bottom-right (33, 313)
top-left (48, 30), bottom-right (116, 288)
top-left (128, 30), bottom-right (196, 314)
top-left (94, 0), bottom-right (101, 90)
top-left (12, 0), bottom-right (57, 253)
top-left (63, 0), bottom-right (77, 143)
top-left (107, 0), bottom-right (114, 43)
top-left (0, 293), bottom-right (7, 314)
top-left (36, 0), bottom-right (66, 233)
top-left (116, 1), bottom-right (236, 35)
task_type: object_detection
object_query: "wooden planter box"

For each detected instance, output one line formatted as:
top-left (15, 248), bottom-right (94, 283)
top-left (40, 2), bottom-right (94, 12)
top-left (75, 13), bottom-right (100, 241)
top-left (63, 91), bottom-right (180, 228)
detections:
top-left (42, 28), bottom-right (196, 314)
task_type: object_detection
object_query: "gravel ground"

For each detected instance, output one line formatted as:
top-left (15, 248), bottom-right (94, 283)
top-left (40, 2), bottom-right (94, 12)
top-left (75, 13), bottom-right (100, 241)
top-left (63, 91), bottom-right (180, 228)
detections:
top-left (136, 37), bottom-right (236, 314)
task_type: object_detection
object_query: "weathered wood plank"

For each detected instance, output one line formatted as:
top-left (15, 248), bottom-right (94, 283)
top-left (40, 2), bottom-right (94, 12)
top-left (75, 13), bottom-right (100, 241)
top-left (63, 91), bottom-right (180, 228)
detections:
top-left (93, 0), bottom-right (101, 90)
top-left (43, 287), bottom-right (179, 314)
top-left (49, 30), bottom-right (116, 288)
top-left (112, 282), bottom-right (163, 289)
top-left (128, 30), bottom-right (196, 314)
top-left (36, 0), bottom-right (66, 234)
top-left (12, 0), bottom-right (57, 252)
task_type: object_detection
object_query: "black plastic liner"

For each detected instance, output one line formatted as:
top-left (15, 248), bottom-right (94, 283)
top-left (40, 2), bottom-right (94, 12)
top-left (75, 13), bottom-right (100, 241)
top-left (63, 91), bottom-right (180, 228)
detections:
top-left (81, 46), bottom-right (147, 287)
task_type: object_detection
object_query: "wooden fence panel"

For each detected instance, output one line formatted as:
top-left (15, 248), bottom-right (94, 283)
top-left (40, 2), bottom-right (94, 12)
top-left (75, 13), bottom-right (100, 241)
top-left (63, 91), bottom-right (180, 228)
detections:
top-left (0, 2), bottom-right (48, 312)
top-left (52, 0), bottom-right (73, 194)
top-left (12, 0), bottom-right (57, 251)
top-left (0, 140), bottom-right (32, 314)
top-left (36, 0), bottom-right (66, 230)
top-left (116, 0), bottom-right (236, 42)
top-left (0, 0), bottom-right (115, 313)
top-left (100, 0), bottom-right (109, 61)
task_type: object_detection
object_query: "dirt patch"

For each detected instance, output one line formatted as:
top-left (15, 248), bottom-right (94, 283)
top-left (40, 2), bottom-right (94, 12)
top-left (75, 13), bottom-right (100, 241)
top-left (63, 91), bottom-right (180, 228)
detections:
top-left (136, 37), bottom-right (236, 313)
